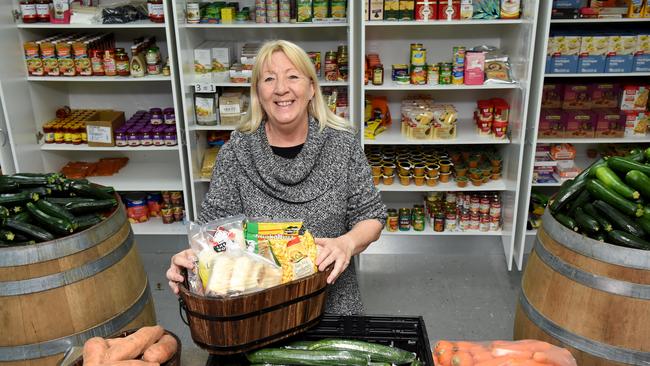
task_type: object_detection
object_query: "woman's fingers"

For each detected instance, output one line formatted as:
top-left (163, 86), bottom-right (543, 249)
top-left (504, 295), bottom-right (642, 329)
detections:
top-left (168, 280), bottom-right (179, 294)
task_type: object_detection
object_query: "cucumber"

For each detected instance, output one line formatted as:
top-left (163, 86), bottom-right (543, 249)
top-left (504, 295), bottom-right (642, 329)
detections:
top-left (65, 199), bottom-right (117, 214)
top-left (567, 190), bottom-right (591, 215)
top-left (574, 207), bottom-right (600, 234)
top-left (625, 170), bottom-right (650, 200)
top-left (636, 216), bottom-right (650, 237)
top-left (35, 200), bottom-right (76, 222)
top-left (284, 341), bottom-right (317, 350)
top-left (0, 230), bottom-right (14, 241)
top-left (550, 179), bottom-right (586, 213)
top-left (586, 179), bottom-right (643, 217)
top-left (4, 219), bottom-right (54, 242)
top-left (594, 166), bottom-right (639, 200)
top-left (20, 186), bottom-right (52, 197)
top-left (0, 206), bottom-right (9, 218)
top-left (608, 230), bottom-right (650, 250)
top-left (247, 349), bottom-right (370, 366)
top-left (555, 213), bottom-right (578, 231)
top-left (584, 203), bottom-right (612, 232)
top-left (308, 339), bottom-right (416, 364)
top-left (70, 183), bottom-right (114, 200)
top-left (72, 214), bottom-right (102, 230)
top-left (46, 197), bottom-right (95, 205)
top-left (25, 202), bottom-right (74, 235)
top-left (607, 157), bottom-right (650, 177)
top-left (644, 147), bottom-right (650, 162)
top-left (592, 200), bottom-right (645, 237)
top-left (9, 173), bottom-right (59, 186)
top-left (0, 192), bottom-right (39, 207)
top-left (0, 180), bottom-right (19, 193)
top-left (624, 150), bottom-right (645, 163)
top-left (10, 211), bottom-right (31, 223)
top-left (583, 158), bottom-right (607, 180)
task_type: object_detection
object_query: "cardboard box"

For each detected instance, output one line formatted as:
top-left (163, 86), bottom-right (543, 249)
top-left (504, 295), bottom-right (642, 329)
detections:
top-left (438, 0), bottom-right (460, 20)
top-left (550, 34), bottom-right (581, 73)
top-left (399, 0), bottom-right (415, 19)
top-left (384, 0), bottom-right (400, 20)
top-left (578, 34), bottom-right (608, 73)
top-left (595, 109), bottom-right (625, 137)
top-left (564, 110), bottom-right (596, 138)
top-left (553, 0), bottom-right (580, 8)
top-left (369, 0), bottom-right (385, 20)
top-left (591, 83), bottom-right (620, 108)
top-left (634, 34), bottom-right (650, 72)
top-left (538, 109), bottom-right (565, 138)
top-left (605, 34), bottom-right (636, 73)
top-left (562, 84), bottom-right (592, 110)
top-left (542, 83), bottom-right (564, 108)
top-left (193, 46), bottom-right (212, 82)
top-left (624, 111), bottom-right (649, 136)
top-left (620, 85), bottom-right (649, 111)
top-left (415, 0), bottom-right (437, 20)
top-left (86, 110), bottom-right (126, 147)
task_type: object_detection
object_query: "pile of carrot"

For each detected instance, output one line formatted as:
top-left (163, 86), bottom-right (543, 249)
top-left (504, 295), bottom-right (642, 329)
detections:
top-left (82, 325), bottom-right (178, 366)
top-left (433, 339), bottom-right (576, 366)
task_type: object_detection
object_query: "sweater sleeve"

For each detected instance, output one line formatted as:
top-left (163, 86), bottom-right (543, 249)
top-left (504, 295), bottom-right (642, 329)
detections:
top-left (345, 141), bottom-right (387, 230)
top-left (196, 143), bottom-right (244, 225)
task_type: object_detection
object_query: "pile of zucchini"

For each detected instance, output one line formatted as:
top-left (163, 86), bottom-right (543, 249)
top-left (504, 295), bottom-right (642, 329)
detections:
top-left (0, 173), bottom-right (117, 247)
top-left (550, 148), bottom-right (650, 250)
top-left (247, 339), bottom-right (420, 366)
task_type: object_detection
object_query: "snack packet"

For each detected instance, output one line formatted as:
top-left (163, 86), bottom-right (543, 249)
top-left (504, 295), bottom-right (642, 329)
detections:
top-left (269, 230), bottom-right (318, 283)
top-left (244, 218), bottom-right (303, 260)
top-left (204, 249), bottom-right (282, 297)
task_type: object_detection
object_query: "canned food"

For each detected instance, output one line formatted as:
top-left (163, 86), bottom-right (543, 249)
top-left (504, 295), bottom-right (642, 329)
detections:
top-left (490, 216), bottom-right (500, 231)
top-left (479, 195), bottom-right (490, 214)
top-left (479, 214), bottom-right (490, 232)
top-left (412, 209), bottom-right (425, 231)
top-left (410, 46), bottom-right (426, 66)
top-left (387, 209), bottom-right (399, 232)
top-left (434, 213), bottom-right (445, 232)
top-left (490, 200), bottom-right (502, 218)
top-left (446, 191), bottom-right (456, 203)
top-left (470, 195), bottom-right (480, 214)
top-left (460, 212), bottom-right (470, 231)
top-left (427, 64), bottom-right (439, 85)
top-left (445, 212), bottom-right (457, 231)
top-left (470, 213), bottom-right (480, 230)
top-left (399, 208), bottom-right (411, 231)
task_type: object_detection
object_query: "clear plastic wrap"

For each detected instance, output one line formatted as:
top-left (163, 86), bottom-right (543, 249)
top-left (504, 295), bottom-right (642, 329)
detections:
top-left (100, 1), bottom-right (148, 24)
top-left (433, 340), bottom-right (577, 366)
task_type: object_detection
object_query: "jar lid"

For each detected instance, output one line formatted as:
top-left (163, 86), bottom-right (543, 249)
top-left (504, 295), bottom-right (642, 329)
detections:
top-left (149, 108), bottom-right (163, 114)
top-left (163, 108), bottom-right (174, 114)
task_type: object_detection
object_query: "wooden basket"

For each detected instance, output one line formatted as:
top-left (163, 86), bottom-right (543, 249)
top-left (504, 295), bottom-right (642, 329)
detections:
top-left (178, 270), bottom-right (329, 355)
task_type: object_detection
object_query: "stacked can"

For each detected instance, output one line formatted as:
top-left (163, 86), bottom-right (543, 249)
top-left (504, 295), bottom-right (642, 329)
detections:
top-left (324, 51), bottom-right (338, 81)
top-left (427, 64), bottom-right (439, 85)
top-left (410, 43), bottom-right (426, 85)
top-left (439, 62), bottom-right (452, 84)
top-left (452, 46), bottom-right (465, 85)
top-left (279, 0), bottom-right (291, 23)
top-left (424, 191), bottom-right (501, 232)
top-left (266, 0), bottom-right (279, 23)
top-left (337, 45), bottom-right (348, 81)
top-left (255, 0), bottom-right (266, 22)
top-left (386, 209), bottom-right (399, 232)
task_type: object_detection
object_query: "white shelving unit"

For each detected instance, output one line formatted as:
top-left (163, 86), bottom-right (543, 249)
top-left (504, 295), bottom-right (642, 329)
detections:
top-left (515, 6), bottom-right (650, 269)
top-left (361, 4), bottom-right (539, 270)
top-left (172, 0), bottom-right (355, 219)
top-left (131, 218), bottom-right (186, 235)
top-left (0, 1), bottom-right (190, 235)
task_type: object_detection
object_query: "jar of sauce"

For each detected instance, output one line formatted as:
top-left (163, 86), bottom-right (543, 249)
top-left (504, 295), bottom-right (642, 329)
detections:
top-left (91, 49), bottom-right (104, 76)
top-left (36, 0), bottom-right (51, 22)
top-left (163, 108), bottom-right (175, 125)
top-left (148, 0), bottom-right (165, 23)
top-left (115, 48), bottom-right (130, 76)
top-left (20, 0), bottom-right (37, 23)
top-left (164, 126), bottom-right (177, 146)
top-left (103, 49), bottom-right (117, 76)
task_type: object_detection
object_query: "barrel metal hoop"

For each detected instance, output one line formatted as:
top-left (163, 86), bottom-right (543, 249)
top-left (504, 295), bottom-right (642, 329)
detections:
top-left (535, 237), bottom-right (650, 299)
top-left (519, 291), bottom-right (650, 365)
top-left (0, 231), bottom-right (134, 296)
top-left (542, 210), bottom-right (650, 270)
top-left (0, 284), bottom-right (151, 362)
top-left (0, 203), bottom-right (127, 267)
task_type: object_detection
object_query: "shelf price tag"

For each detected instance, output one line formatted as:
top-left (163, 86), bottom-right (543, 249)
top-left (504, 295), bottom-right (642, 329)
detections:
top-left (194, 83), bottom-right (216, 93)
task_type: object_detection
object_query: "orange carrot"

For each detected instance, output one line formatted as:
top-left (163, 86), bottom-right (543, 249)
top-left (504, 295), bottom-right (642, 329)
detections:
top-left (455, 341), bottom-right (478, 352)
top-left (533, 349), bottom-right (575, 365)
top-left (491, 347), bottom-right (533, 359)
top-left (492, 340), bottom-right (551, 353)
top-left (82, 337), bottom-right (109, 366)
top-left (105, 326), bottom-right (165, 362)
top-left (475, 356), bottom-right (512, 366)
top-left (435, 340), bottom-right (455, 356)
top-left (472, 351), bottom-right (493, 363)
top-left (451, 351), bottom-right (474, 366)
top-left (469, 345), bottom-right (490, 356)
top-left (142, 334), bottom-right (178, 363)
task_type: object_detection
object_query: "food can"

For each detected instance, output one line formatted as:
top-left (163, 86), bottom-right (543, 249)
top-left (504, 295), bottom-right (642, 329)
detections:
top-left (410, 46), bottom-right (426, 66)
top-left (410, 65), bottom-right (427, 85)
top-left (427, 64), bottom-right (439, 85)
top-left (452, 47), bottom-right (466, 66)
top-left (434, 213), bottom-right (445, 232)
top-left (445, 191), bottom-right (456, 203)
top-left (439, 66), bottom-right (452, 84)
top-left (470, 195), bottom-right (480, 214)
top-left (452, 70), bottom-right (464, 85)
top-left (479, 214), bottom-right (490, 232)
top-left (186, 3), bottom-right (200, 23)
top-left (490, 199), bottom-right (502, 218)
top-left (490, 216), bottom-right (501, 231)
top-left (386, 209), bottom-right (399, 232)
top-left (460, 211), bottom-right (470, 231)
top-left (399, 208), bottom-right (411, 231)
top-left (479, 195), bottom-right (490, 215)
top-left (412, 209), bottom-right (425, 231)
top-left (470, 213), bottom-right (480, 230)
top-left (392, 64), bottom-right (409, 82)
top-left (445, 212), bottom-right (457, 232)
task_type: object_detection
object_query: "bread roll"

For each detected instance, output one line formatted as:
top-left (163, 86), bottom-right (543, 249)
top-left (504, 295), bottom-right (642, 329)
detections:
top-left (229, 255), bottom-right (253, 293)
top-left (206, 254), bottom-right (235, 296)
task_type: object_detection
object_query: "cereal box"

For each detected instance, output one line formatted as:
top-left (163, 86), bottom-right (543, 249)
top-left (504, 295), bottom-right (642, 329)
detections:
top-left (591, 83), bottom-right (620, 108)
top-left (399, 0), bottom-right (415, 20)
top-left (538, 109), bottom-right (565, 138)
top-left (415, 0), bottom-right (437, 20)
top-left (634, 34), bottom-right (650, 72)
top-left (624, 111), bottom-right (649, 136)
top-left (562, 84), bottom-right (592, 110)
top-left (595, 109), bottom-right (625, 138)
top-left (564, 110), bottom-right (596, 138)
top-left (578, 34), bottom-right (608, 73)
top-left (438, 0), bottom-right (460, 20)
top-left (620, 85), bottom-right (649, 111)
top-left (542, 84), bottom-right (564, 108)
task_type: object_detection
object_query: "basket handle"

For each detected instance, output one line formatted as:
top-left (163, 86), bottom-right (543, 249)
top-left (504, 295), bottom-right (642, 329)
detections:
top-left (178, 297), bottom-right (190, 326)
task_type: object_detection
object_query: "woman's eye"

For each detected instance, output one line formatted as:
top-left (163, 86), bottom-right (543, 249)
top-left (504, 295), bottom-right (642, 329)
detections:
top-left (289, 75), bottom-right (300, 79)
top-left (264, 77), bottom-right (274, 82)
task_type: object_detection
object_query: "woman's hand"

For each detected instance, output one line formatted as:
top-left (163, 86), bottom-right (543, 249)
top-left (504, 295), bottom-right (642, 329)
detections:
top-left (166, 249), bottom-right (196, 295)
top-left (315, 234), bottom-right (355, 284)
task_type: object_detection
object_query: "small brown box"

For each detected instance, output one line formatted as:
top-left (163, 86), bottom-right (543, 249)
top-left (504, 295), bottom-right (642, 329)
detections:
top-left (85, 110), bottom-right (125, 147)
top-left (369, 0), bottom-right (385, 20)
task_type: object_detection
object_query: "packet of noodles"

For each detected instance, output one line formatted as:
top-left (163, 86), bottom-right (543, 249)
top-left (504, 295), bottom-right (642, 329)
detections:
top-left (244, 218), bottom-right (303, 261)
top-left (269, 230), bottom-right (318, 283)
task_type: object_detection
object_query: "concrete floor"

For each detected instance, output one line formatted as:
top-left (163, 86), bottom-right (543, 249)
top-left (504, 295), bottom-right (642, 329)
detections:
top-left (137, 235), bottom-right (524, 365)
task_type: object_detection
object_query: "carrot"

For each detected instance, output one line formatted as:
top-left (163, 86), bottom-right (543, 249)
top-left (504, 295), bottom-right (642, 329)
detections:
top-left (103, 361), bottom-right (160, 366)
top-left (438, 349), bottom-right (454, 366)
top-left (435, 340), bottom-right (455, 356)
top-left (469, 346), bottom-right (490, 356)
top-left (451, 351), bottom-right (474, 366)
top-left (472, 351), bottom-right (493, 363)
top-left (533, 349), bottom-right (575, 365)
top-left (82, 337), bottom-right (109, 366)
top-left (492, 340), bottom-right (551, 353)
top-left (142, 334), bottom-right (178, 363)
top-left (455, 341), bottom-right (478, 352)
top-left (491, 347), bottom-right (533, 359)
top-left (475, 356), bottom-right (512, 366)
top-left (105, 326), bottom-right (165, 362)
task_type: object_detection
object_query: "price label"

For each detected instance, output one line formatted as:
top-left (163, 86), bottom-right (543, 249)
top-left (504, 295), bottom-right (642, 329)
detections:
top-left (87, 126), bottom-right (112, 144)
top-left (194, 83), bottom-right (216, 93)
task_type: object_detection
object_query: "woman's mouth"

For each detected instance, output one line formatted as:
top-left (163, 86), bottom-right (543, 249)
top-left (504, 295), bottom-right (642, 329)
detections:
top-left (275, 100), bottom-right (294, 107)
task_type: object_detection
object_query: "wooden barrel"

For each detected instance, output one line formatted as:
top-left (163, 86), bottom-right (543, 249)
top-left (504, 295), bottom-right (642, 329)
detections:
top-left (0, 202), bottom-right (156, 366)
top-left (514, 210), bottom-right (650, 365)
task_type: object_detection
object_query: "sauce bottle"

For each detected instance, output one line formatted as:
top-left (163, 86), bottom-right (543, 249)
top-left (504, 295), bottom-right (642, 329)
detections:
top-left (129, 45), bottom-right (145, 77)
top-left (91, 49), bottom-right (105, 76)
top-left (103, 49), bottom-right (117, 76)
top-left (36, 0), bottom-right (51, 22)
top-left (20, 0), bottom-right (38, 23)
top-left (115, 48), bottom-right (130, 76)
top-left (148, 0), bottom-right (165, 23)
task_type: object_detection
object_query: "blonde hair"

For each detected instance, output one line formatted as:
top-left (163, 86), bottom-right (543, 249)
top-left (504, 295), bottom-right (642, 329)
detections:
top-left (238, 40), bottom-right (352, 133)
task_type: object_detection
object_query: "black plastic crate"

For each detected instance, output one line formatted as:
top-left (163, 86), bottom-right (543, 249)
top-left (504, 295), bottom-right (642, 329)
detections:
top-left (206, 314), bottom-right (434, 366)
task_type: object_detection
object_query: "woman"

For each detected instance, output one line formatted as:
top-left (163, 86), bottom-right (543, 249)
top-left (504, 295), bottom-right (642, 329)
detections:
top-left (166, 40), bottom-right (386, 315)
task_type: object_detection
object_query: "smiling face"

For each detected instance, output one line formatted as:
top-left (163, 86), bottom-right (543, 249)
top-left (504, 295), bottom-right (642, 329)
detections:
top-left (257, 51), bottom-right (315, 130)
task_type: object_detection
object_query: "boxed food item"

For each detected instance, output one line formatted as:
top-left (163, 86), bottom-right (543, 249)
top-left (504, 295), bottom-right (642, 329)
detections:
top-left (297, 0), bottom-right (313, 22)
top-left (578, 34), bottom-right (608, 73)
top-left (550, 143), bottom-right (577, 160)
top-left (542, 83), bottom-right (564, 108)
top-left (538, 109), bottom-right (565, 138)
top-left (438, 0), bottom-right (460, 20)
top-left (595, 109), bottom-right (625, 137)
top-left (85, 110), bottom-right (126, 147)
top-left (464, 51), bottom-right (485, 85)
top-left (205, 42), bottom-right (231, 83)
top-left (550, 33), bottom-right (581, 73)
top-left (384, 0), bottom-right (400, 20)
top-left (634, 34), bottom-right (650, 72)
top-left (369, 0), bottom-right (385, 20)
top-left (194, 45), bottom-right (212, 82)
top-left (553, 0), bottom-right (581, 8)
top-left (564, 110), bottom-right (596, 138)
top-left (219, 92), bottom-right (246, 125)
top-left (591, 83), bottom-right (620, 108)
top-left (399, 0), bottom-right (415, 20)
top-left (605, 33), bottom-right (636, 73)
top-left (625, 111), bottom-right (649, 136)
top-left (620, 85), bottom-right (649, 111)
top-left (562, 84), bottom-right (592, 109)
top-left (415, 0), bottom-right (437, 20)
top-left (556, 160), bottom-right (581, 179)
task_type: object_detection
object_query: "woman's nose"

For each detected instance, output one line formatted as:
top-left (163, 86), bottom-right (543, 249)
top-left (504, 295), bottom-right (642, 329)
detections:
top-left (273, 77), bottom-right (289, 94)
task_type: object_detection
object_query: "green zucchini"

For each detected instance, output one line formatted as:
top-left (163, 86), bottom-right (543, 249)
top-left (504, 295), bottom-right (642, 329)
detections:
top-left (409, 360), bottom-right (422, 366)
top-left (0, 206), bottom-right (9, 218)
top-left (608, 230), bottom-right (650, 250)
top-left (9, 173), bottom-right (58, 186)
top-left (0, 192), bottom-right (38, 207)
top-left (70, 183), bottom-right (114, 200)
top-left (594, 166), bottom-right (639, 200)
top-left (46, 197), bottom-right (96, 205)
top-left (592, 200), bottom-right (645, 237)
top-left (593, 232), bottom-right (606, 242)
top-left (72, 214), bottom-right (102, 230)
top-left (550, 179), bottom-right (587, 213)
top-left (65, 199), bottom-right (117, 214)
top-left (583, 203), bottom-right (612, 232)
top-left (625, 170), bottom-right (650, 200)
top-left (530, 191), bottom-right (549, 206)
top-left (586, 179), bottom-right (643, 217)
top-left (25, 202), bottom-right (74, 235)
top-left (308, 339), bottom-right (416, 364)
top-left (284, 341), bottom-right (317, 350)
top-left (247, 349), bottom-right (370, 366)
top-left (644, 147), bottom-right (650, 162)
top-left (637, 216), bottom-right (650, 237)
top-left (567, 190), bottom-right (591, 215)
top-left (0, 180), bottom-right (19, 193)
top-left (0, 240), bottom-right (35, 247)
top-left (10, 211), bottom-right (30, 223)
top-left (607, 157), bottom-right (650, 177)
top-left (0, 230), bottom-right (14, 241)
top-left (20, 186), bottom-right (52, 197)
top-left (574, 207), bottom-right (600, 234)
top-left (4, 219), bottom-right (54, 242)
top-left (623, 149), bottom-right (644, 162)
top-left (555, 213), bottom-right (578, 231)
top-left (578, 158), bottom-right (606, 182)
top-left (35, 200), bottom-right (75, 222)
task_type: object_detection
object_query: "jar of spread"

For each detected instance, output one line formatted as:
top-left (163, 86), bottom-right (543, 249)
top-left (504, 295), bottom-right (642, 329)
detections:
top-left (149, 108), bottom-right (163, 125)
top-left (163, 108), bottom-right (175, 125)
top-left (115, 48), bottom-right (130, 76)
top-left (152, 125), bottom-right (165, 146)
top-left (141, 126), bottom-right (153, 146)
top-left (36, 0), bottom-right (51, 22)
top-left (127, 127), bottom-right (141, 147)
top-left (148, 0), bottom-right (165, 23)
top-left (20, 0), bottom-right (38, 24)
top-left (164, 126), bottom-right (177, 146)
top-left (114, 126), bottom-right (128, 147)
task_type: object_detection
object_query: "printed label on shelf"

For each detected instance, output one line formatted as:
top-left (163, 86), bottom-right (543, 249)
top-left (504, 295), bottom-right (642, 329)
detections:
top-left (87, 126), bottom-right (112, 144)
top-left (194, 83), bottom-right (216, 93)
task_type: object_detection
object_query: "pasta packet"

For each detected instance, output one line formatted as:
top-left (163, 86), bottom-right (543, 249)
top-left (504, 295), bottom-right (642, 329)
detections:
top-left (269, 230), bottom-right (318, 283)
top-left (244, 218), bottom-right (303, 261)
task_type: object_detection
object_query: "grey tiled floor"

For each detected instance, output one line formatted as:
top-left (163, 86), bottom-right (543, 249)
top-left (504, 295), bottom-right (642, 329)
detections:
top-left (137, 237), bottom-right (523, 364)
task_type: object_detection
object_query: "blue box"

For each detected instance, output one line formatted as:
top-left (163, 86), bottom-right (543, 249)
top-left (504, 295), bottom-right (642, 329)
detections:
top-left (579, 56), bottom-right (606, 73)
top-left (553, 0), bottom-right (580, 8)
top-left (606, 55), bottom-right (634, 73)
top-left (551, 55), bottom-right (579, 73)
top-left (634, 54), bottom-right (650, 72)
top-left (546, 56), bottom-right (552, 73)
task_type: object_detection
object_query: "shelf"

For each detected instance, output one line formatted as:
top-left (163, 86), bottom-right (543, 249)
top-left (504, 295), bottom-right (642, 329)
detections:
top-left (131, 218), bottom-right (186, 235)
top-left (376, 179), bottom-right (506, 192)
top-left (382, 228), bottom-right (503, 236)
top-left (41, 144), bottom-right (178, 151)
top-left (537, 136), bottom-right (650, 144)
top-left (17, 20), bottom-right (166, 29)
top-left (183, 22), bottom-right (347, 28)
top-left (364, 82), bottom-right (519, 91)
top-left (194, 177), bottom-right (211, 183)
top-left (550, 18), bottom-right (650, 24)
top-left (87, 162), bottom-right (182, 191)
top-left (191, 80), bottom-right (347, 88)
top-left (189, 125), bottom-right (236, 131)
top-left (526, 229), bottom-right (537, 236)
top-left (365, 19), bottom-right (525, 26)
top-left (27, 75), bottom-right (171, 82)
top-left (531, 181), bottom-right (563, 187)
top-left (365, 121), bottom-right (510, 145)
top-left (545, 72), bottom-right (650, 78)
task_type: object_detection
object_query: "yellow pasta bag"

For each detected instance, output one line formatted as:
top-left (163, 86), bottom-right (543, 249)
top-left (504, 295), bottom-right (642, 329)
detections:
top-left (269, 231), bottom-right (318, 283)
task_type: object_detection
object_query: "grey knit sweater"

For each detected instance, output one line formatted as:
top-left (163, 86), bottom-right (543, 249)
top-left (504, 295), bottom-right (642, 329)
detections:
top-left (197, 117), bottom-right (387, 315)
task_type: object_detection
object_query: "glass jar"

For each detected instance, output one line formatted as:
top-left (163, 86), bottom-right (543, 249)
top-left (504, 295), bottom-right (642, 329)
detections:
top-left (164, 126), bottom-right (177, 146)
top-left (20, 0), bottom-right (38, 24)
top-left (114, 126), bottom-right (128, 147)
top-left (149, 108), bottom-right (163, 125)
top-left (145, 46), bottom-right (160, 65)
top-left (127, 127), bottom-right (141, 147)
top-left (152, 126), bottom-right (165, 146)
top-left (115, 48), bottom-right (130, 76)
top-left (90, 49), bottom-right (104, 76)
top-left (148, 0), bottom-right (165, 23)
top-left (163, 107), bottom-right (175, 125)
top-left (36, 0), bottom-right (51, 22)
top-left (103, 49), bottom-right (116, 76)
